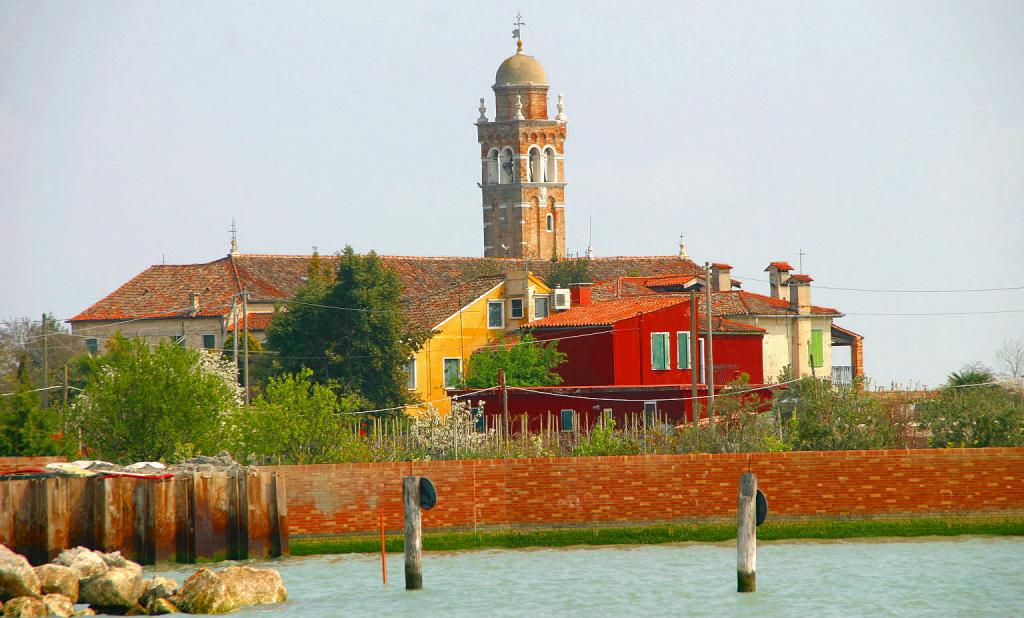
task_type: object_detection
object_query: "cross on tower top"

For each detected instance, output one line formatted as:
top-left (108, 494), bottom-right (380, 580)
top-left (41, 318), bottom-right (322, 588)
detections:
top-left (513, 12), bottom-right (525, 51)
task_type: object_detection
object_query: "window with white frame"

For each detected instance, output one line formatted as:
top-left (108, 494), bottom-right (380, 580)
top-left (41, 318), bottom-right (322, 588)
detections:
top-left (487, 300), bottom-right (504, 328)
top-left (509, 298), bottom-right (524, 319)
top-left (651, 332), bottom-right (670, 370)
top-left (405, 358), bottom-right (416, 390)
top-left (534, 295), bottom-right (549, 319)
top-left (443, 358), bottom-right (462, 388)
top-left (643, 401), bottom-right (658, 427)
top-left (546, 213), bottom-right (553, 232)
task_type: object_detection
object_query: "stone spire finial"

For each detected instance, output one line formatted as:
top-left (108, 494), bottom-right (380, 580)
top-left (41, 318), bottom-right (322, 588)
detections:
top-left (477, 97), bottom-right (488, 123)
top-left (555, 94), bottom-right (567, 122)
top-left (678, 232), bottom-right (689, 260)
top-left (513, 94), bottom-right (524, 120)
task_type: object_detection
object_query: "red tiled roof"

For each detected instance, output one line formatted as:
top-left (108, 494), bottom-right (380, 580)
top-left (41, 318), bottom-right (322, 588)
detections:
top-left (227, 312), bottom-right (274, 332)
top-left (789, 274), bottom-right (813, 283)
top-left (71, 254), bottom-right (706, 329)
top-left (711, 263), bottom-right (733, 270)
top-left (714, 290), bottom-right (840, 317)
top-left (529, 296), bottom-right (689, 327)
top-left (765, 261), bottom-right (794, 271)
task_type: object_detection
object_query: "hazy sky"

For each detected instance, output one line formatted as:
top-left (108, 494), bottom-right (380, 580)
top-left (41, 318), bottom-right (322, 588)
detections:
top-left (2, 1), bottom-right (1022, 386)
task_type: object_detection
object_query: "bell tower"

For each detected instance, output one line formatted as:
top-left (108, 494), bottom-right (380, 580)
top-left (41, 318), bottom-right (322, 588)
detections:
top-left (476, 25), bottom-right (567, 259)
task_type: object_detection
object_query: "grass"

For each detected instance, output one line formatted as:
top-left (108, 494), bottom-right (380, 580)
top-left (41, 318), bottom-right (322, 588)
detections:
top-left (290, 517), bottom-right (1024, 556)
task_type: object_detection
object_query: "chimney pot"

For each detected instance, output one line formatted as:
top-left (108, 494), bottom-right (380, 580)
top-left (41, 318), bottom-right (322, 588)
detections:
top-left (568, 282), bottom-right (592, 306)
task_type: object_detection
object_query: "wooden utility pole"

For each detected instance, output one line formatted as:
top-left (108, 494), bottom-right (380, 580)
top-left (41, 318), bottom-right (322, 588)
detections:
top-left (41, 313), bottom-right (48, 408)
top-left (231, 296), bottom-right (239, 371)
top-left (402, 477), bottom-right (423, 590)
top-left (737, 472), bottom-right (757, 592)
top-left (498, 368), bottom-right (509, 436)
top-left (704, 263), bottom-right (715, 426)
top-left (689, 291), bottom-right (699, 428)
top-left (242, 290), bottom-right (250, 406)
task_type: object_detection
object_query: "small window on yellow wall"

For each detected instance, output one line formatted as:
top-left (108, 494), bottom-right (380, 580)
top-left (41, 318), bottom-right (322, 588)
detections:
top-left (487, 300), bottom-right (504, 328)
top-left (510, 298), bottom-right (524, 319)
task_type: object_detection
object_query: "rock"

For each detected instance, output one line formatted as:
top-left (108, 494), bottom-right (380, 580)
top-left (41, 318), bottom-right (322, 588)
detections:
top-left (174, 568), bottom-right (231, 615)
top-left (219, 566), bottom-right (287, 607)
top-left (78, 567), bottom-right (143, 610)
top-left (40, 594), bottom-right (73, 618)
top-left (146, 597), bottom-right (179, 615)
top-left (96, 552), bottom-right (141, 576)
top-left (52, 548), bottom-right (107, 580)
top-left (71, 609), bottom-right (96, 617)
top-left (138, 576), bottom-right (177, 608)
top-left (1, 597), bottom-right (46, 617)
top-left (124, 605), bottom-right (148, 616)
top-left (0, 545), bottom-right (40, 601)
top-left (33, 564), bottom-right (78, 602)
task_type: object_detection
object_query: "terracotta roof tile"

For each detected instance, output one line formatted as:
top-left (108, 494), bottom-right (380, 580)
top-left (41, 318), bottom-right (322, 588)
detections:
top-left (765, 261), bottom-right (794, 271)
top-left (528, 296), bottom-right (689, 327)
top-left (227, 312), bottom-right (274, 332)
top-left (71, 254), bottom-right (708, 329)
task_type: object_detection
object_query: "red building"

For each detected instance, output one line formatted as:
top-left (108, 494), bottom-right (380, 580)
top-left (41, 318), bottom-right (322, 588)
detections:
top-left (448, 286), bottom-right (769, 430)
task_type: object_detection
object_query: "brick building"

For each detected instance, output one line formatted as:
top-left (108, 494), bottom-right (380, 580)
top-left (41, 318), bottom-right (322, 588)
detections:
top-left (477, 39), bottom-right (567, 259)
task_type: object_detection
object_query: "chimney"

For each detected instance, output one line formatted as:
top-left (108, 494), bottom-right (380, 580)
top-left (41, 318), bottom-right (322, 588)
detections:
top-left (189, 292), bottom-right (200, 315)
top-left (788, 274), bottom-right (812, 315)
top-left (765, 261), bottom-right (793, 301)
top-left (568, 282), bottom-right (592, 306)
top-left (710, 263), bottom-right (732, 292)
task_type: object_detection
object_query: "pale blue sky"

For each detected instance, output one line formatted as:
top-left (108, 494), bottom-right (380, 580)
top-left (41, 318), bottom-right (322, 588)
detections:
top-left (2, 1), bottom-right (1022, 386)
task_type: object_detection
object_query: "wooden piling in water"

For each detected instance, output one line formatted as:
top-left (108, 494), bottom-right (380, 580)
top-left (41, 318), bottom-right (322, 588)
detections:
top-left (737, 472), bottom-right (757, 593)
top-left (403, 476), bottom-right (423, 590)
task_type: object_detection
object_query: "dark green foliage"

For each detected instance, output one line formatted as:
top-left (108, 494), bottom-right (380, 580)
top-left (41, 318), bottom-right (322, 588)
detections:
top-left (266, 246), bottom-right (431, 411)
top-left (544, 256), bottom-right (591, 289)
top-left (0, 357), bottom-right (69, 456)
top-left (946, 362), bottom-right (996, 387)
top-left (572, 417), bottom-right (640, 456)
top-left (72, 334), bottom-right (240, 462)
top-left (226, 369), bottom-right (373, 464)
top-left (462, 334), bottom-right (565, 388)
top-left (917, 383), bottom-right (1024, 447)
top-left (780, 377), bottom-right (902, 451)
top-left (290, 518), bottom-right (1024, 555)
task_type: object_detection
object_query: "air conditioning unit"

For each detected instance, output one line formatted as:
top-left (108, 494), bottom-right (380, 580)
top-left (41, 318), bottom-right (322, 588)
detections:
top-left (552, 289), bottom-right (571, 311)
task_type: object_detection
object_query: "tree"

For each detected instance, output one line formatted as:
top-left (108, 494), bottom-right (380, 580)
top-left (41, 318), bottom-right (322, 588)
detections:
top-left (71, 335), bottom-right (241, 462)
top-left (780, 377), bottom-right (900, 451)
top-left (917, 385), bottom-right (1024, 448)
top-left (266, 246), bottom-right (431, 410)
top-left (995, 336), bottom-right (1024, 383)
top-left (1, 315), bottom-right (86, 399)
top-left (946, 362), bottom-right (995, 387)
top-left (0, 356), bottom-right (69, 456)
top-left (544, 256), bottom-right (591, 289)
top-left (225, 369), bottom-right (371, 464)
top-left (462, 334), bottom-right (566, 388)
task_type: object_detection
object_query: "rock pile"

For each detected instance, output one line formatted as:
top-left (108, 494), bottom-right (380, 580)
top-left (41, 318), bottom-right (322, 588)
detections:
top-left (0, 544), bottom-right (286, 616)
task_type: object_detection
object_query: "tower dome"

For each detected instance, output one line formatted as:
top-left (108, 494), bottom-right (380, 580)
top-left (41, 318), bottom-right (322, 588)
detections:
top-left (494, 44), bottom-right (548, 86)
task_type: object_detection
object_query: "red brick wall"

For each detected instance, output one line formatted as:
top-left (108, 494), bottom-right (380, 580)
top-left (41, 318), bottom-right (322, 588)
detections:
top-left (0, 457), bottom-right (66, 474)
top-left (269, 448), bottom-right (1024, 538)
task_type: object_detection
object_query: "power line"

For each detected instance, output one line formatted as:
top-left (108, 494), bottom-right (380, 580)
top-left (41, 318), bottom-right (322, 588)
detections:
top-left (845, 309), bottom-right (1024, 316)
top-left (733, 274), bottom-right (1024, 294)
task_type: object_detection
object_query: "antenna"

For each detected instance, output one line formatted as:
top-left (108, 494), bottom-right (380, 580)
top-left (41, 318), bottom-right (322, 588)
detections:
top-left (798, 248), bottom-right (806, 273)
top-left (230, 219), bottom-right (240, 255)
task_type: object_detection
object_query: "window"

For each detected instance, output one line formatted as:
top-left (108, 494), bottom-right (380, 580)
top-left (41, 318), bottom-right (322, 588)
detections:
top-left (202, 334), bottom-right (216, 350)
top-left (560, 409), bottom-right (574, 432)
top-left (544, 147), bottom-right (557, 182)
top-left (488, 149), bottom-right (500, 184)
top-left (443, 358), bottom-right (462, 388)
top-left (534, 296), bottom-right (549, 319)
top-left (510, 298), bottom-right (524, 319)
top-left (651, 332), bottom-right (670, 370)
top-left (472, 407), bottom-right (485, 432)
top-left (810, 329), bottom-right (824, 368)
top-left (699, 337), bottom-right (707, 383)
top-left (546, 213), bottom-right (554, 232)
top-left (676, 332), bottom-right (690, 369)
top-left (528, 148), bottom-right (540, 182)
top-left (169, 334), bottom-right (185, 347)
top-left (487, 300), bottom-right (505, 329)
top-left (85, 338), bottom-right (99, 355)
top-left (643, 402), bottom-right (658, 427)
top-left (500, 148), bottom-right (515, 183)
top-left (405, 358), bottom-right (417, 390)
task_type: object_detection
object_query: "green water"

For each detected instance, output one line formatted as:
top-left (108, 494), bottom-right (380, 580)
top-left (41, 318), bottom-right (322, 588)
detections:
top-left (146, 537), bottom-right (1023, 616)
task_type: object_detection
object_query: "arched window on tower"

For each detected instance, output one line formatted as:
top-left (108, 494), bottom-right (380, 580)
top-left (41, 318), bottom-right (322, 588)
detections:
top-left (546, 213), bottom-right (554, 232)
top-left (544, 147), bottom-right (557, 182)
top-left (487, 149), bottom-right (499, 184)
top-left (500, 148), bottom-right (515, 184)
top-left (528, 148), bottom-right (541, 183)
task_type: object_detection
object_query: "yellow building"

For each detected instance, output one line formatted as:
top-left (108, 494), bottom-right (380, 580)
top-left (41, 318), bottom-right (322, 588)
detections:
top-left (405, 270), bottom-right (551, 414)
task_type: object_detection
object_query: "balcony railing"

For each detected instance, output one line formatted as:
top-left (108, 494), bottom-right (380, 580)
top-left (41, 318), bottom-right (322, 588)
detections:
top-left (832, 365), bottom-right (853, 387)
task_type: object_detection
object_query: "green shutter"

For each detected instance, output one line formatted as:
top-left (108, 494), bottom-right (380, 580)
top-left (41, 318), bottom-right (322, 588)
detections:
top-left (676, 332), bottom-right (690, 369)
top-left (810, 329), bottom-right (824, 368)
top-left (651, 333), bottom-right (668, 370)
